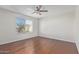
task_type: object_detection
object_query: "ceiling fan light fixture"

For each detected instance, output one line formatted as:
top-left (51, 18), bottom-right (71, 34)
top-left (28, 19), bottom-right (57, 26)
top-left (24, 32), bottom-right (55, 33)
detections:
top-left (32, 5), bottom-right (48, 15)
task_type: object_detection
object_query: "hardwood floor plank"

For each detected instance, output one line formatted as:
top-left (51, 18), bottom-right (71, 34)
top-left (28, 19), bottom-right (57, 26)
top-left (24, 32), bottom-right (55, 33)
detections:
top-left (0, 36), bottom-right (78, 54)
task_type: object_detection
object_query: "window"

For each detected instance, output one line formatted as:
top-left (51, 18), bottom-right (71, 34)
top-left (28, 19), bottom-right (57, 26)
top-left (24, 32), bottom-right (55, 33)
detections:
top-left (16, 17), bottom-right (33, 33)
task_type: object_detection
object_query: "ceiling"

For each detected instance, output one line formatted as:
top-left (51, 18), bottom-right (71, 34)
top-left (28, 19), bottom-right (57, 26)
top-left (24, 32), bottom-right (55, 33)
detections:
top-left (0, 5), bottom-right (76, 18)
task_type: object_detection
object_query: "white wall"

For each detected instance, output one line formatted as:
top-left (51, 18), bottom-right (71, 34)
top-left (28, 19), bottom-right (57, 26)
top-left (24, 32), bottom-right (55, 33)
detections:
top-left (0, 6), bottom-right (78, 46)
top-left (74, 6), bottom-right (79, 52)
top-left (39, 11), bottom-right (75, 42)
top-left (0, 8), bottom-right (38, 45)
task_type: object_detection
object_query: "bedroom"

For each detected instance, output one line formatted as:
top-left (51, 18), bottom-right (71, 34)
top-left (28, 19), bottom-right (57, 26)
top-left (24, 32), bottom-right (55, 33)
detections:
top-left (0, 5), bottom-right (79, 54)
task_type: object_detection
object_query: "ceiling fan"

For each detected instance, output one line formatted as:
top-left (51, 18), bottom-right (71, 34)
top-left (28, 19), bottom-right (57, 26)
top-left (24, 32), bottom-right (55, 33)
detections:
top-left (32, 5), bottom-right (48, 15)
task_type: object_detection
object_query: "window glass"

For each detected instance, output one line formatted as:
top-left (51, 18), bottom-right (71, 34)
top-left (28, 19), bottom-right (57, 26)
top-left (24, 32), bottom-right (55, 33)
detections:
top-left (16, 17), bottom-right (33, 33)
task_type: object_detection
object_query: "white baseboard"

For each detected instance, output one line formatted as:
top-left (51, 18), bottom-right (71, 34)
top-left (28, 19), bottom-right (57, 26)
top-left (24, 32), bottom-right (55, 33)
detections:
top-left (39, 34), bottom-right (75, 43)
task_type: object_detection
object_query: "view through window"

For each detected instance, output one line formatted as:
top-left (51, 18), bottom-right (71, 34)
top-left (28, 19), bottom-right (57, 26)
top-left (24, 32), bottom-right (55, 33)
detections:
top-left (16, 17), bottom-right (33, 33)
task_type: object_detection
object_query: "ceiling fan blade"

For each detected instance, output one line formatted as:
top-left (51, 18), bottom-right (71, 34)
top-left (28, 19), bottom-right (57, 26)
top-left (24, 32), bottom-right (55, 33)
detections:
top-left (38, 12), bottom-right (41, 15)
top-left (40, 10), bottom-right (48, 12)
top-left (38, 5), bottom-right (42, 9)
top-left (32, 11), bottom-right (36, 14)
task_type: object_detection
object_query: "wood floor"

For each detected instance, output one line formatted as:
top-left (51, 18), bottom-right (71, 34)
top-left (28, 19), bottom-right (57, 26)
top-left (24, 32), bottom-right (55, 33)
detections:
top-left (0, 36), bottom-right (78, 54)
